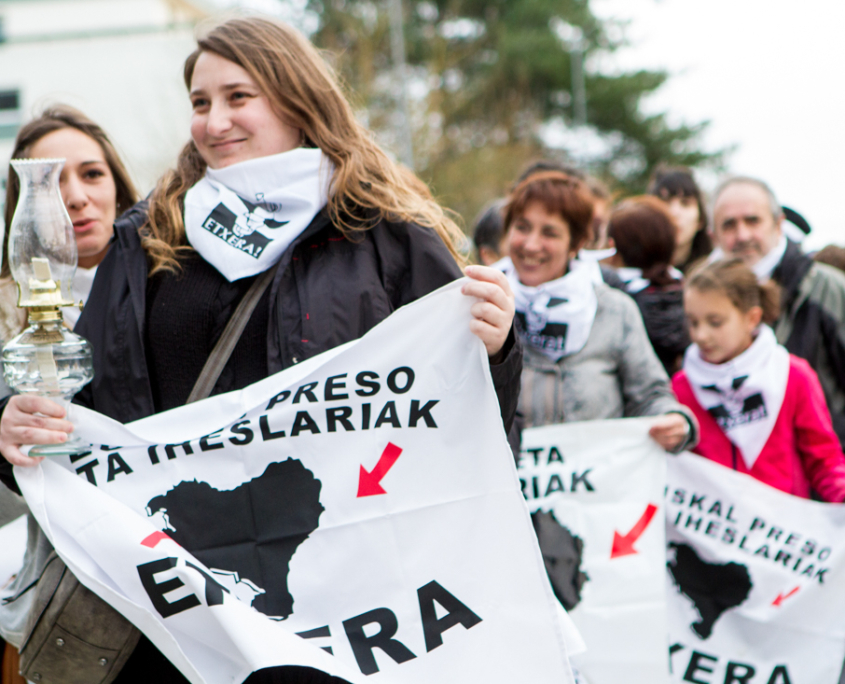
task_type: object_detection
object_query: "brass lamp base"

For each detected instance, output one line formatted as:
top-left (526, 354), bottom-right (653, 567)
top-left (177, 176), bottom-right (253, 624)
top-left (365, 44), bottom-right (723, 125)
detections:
top-left (4, 305), bottom-right (95, 460)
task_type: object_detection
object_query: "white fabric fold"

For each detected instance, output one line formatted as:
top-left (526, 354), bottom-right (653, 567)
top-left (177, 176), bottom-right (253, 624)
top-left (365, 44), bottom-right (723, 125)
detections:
top-left (616, 266), bottom-right (683, 294)
top-left (683, 325), bottom-right (790, 468)
top-left (708, 233), bottom-right (787, 282)
top-left (501, 257), bottom-right (598, 361)
top-left (184, 148), bottom-right (334, 281)
top-left (577, 247), bottom-right (616, 261)
top-left (616, 267), bottom-right (650, 294)
top-left (576, 249), bottom-right (615, 285)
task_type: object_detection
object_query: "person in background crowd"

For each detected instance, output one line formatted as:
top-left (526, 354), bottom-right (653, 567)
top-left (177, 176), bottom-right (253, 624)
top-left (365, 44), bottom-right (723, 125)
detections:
top-left (515, 161), bottom-right (624, 290)
top-left (606, 196), bottom-right (690, 376)
top-left (674, 259), bottom-right (845, 501)
top-left (648, 166), bottom-right (712, 272)
top-left (515, 161), bottom-right (613, 249)
top-left (0, 17), bottom-right (521, 684)
top-left (502, 170), bottom-right (697, 451)
top-left (814, 244), bottom-right (845, 274)
top-left (2, 106), bottom-right (139, 332)
top-left (0, 106), bottom-right (140, 684)
top-left (710, 176), bottom-right (845, 449)
top-left (472, 198), bottom-right (507, 265)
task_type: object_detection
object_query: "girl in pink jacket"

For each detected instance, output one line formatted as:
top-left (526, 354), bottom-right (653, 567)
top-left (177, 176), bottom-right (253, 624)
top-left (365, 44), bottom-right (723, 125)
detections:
top-left (672, 258), bottom-right (845, 502)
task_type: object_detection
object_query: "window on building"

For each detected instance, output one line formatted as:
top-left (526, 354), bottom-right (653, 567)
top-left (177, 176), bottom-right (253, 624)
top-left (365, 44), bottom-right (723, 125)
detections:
top-left (0, 89), bottom-right (21, 139)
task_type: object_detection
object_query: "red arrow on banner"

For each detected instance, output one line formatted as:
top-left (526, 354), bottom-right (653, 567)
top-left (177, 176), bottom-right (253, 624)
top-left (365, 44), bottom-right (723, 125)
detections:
top-left (772, 586), bottom-right (800, 607)
top-left (610, 504), bottom-right (658, 559)
top-left (141, 531), bottom-right (173, 548)
top-left (357, 442), bottom-right (403, 497)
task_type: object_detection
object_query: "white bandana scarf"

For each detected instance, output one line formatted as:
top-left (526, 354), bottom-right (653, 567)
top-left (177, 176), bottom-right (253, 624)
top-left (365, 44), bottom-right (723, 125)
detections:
top-left (576, 248), bottom-right (615, 285)
top-left (501, 257), bottom-right (598, 361)
top-left (616, 266), bottom-right (683, 294)
top-left (184, 148), bottom-right (334, 281)
top-left (683, 325), bottom-right (790, 469)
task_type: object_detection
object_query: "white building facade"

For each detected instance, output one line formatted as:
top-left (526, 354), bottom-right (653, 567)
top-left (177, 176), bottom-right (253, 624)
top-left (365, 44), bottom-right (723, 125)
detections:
top-left (0, 0), bottom-right (210, 218)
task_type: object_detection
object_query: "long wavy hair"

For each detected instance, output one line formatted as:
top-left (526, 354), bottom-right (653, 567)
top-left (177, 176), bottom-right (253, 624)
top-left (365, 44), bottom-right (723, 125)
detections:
top-left (3, 105), bottom-right (139, 277)
top-left (144, 16), bottom-right (464, 274)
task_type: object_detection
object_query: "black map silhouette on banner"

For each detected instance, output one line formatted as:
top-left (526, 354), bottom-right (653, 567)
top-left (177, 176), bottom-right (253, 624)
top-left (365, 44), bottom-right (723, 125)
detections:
top-left (667, 541), bottom-right (752, 639)
top-left (532, 510), bottom-right (589, 610)
top-left (146, 458), bottom-right (324, 619)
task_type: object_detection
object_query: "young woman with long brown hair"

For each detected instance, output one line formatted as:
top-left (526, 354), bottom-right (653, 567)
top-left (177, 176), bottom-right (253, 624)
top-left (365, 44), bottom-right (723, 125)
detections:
top-left (0, 17), bottom-right (519, 683)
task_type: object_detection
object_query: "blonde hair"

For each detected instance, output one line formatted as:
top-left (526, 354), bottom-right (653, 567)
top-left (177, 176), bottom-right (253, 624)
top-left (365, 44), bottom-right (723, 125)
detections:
top-left (144, 16), bottom-right (464, 274)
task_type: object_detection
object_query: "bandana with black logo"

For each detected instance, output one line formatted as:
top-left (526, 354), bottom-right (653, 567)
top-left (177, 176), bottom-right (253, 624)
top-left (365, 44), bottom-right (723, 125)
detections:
top-left (501, 257), bottom-right (598, 361)
top-left (184, 148), bottom-right (333, 281)
top-left (683, 325), bottom-right (789, 469)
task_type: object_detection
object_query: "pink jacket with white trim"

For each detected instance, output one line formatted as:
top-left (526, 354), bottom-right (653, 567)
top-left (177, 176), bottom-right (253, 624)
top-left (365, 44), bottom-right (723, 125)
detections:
top-left (672, 355), bottom-right (845, 503)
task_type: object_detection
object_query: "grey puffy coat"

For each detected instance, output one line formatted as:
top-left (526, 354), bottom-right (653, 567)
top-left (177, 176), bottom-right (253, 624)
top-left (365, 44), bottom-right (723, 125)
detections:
top-left (518, 282), bottom-right (694, 435)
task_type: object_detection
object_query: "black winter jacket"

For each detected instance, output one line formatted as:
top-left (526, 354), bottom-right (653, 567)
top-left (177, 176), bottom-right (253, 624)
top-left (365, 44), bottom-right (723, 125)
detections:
top-left (631, 283), bottom-right (690, 376)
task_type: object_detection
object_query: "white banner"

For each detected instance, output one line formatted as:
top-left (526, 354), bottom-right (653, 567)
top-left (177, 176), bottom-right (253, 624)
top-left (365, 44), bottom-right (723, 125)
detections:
top-left (15, 280), bottom-right (574, 684)
top-left (520, 418), bottom-right (669, 684)
top-left (0, 514), bottom-right (26, 590)
top-left (666, 454), bottom-right (845, 683)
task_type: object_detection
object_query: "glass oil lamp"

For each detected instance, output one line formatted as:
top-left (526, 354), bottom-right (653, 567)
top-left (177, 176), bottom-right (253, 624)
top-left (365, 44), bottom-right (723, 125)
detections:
top-left (2, 158), bottom-right (94, 457)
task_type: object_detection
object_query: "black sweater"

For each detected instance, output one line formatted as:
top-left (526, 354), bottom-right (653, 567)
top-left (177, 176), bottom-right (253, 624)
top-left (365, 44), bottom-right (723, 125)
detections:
top-left (144, 251), bottom-right (271, 412)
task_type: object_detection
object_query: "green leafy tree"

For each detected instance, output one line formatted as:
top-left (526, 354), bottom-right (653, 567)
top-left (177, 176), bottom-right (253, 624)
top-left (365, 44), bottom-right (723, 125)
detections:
top-left (307, 0), bottom-right (726, 227)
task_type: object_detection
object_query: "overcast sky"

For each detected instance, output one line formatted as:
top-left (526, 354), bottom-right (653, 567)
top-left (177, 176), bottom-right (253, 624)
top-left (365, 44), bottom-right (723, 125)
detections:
top-left (592, 0), bottom-right (845, 249)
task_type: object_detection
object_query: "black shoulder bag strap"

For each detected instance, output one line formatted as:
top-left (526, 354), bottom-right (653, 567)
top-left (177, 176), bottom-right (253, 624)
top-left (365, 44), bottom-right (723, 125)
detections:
top-left (186, 261), bottom-right (281, 404)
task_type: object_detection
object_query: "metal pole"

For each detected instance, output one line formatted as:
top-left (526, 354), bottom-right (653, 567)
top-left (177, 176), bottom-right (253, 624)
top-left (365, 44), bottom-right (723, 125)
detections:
top-left (388, 0), bottom-right (415, 169)
top-left (571, 46), bottom-right (586, 127)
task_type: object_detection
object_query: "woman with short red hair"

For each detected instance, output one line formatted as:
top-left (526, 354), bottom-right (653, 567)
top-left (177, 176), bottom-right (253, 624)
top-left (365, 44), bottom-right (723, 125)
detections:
top-left (502, 170), bottom-right (697, 452)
